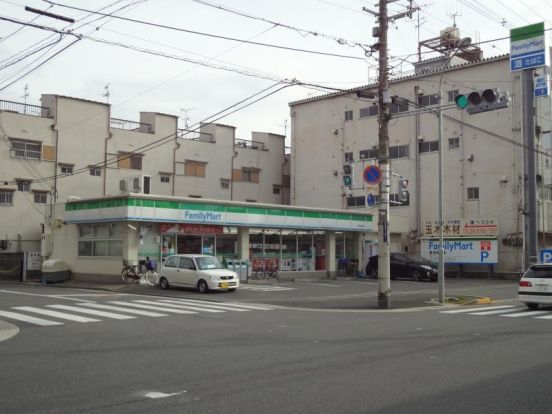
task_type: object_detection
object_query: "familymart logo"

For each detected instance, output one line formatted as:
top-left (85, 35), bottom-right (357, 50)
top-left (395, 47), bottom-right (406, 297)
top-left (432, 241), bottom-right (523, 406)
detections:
top-left (184, 210), bottom-right (222, 222)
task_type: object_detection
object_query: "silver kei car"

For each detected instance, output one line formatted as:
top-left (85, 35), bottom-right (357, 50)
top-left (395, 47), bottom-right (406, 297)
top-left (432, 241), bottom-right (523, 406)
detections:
top-left (159, 254), bottom-right (239, 293)
top-left (518, 263), bottom-right (552, 310)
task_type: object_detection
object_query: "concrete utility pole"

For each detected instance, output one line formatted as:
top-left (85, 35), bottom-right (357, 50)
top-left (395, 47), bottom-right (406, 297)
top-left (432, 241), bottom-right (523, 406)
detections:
top-left (522, 69), bottom-right (538, 265)
top-left (363, 0), bottom-right (417, 309)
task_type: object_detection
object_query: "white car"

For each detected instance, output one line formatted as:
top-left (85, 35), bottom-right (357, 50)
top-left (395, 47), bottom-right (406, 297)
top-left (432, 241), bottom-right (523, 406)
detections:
top-left (518, 263), bottom-right (552, 310)
top-left (159, 254), bottom-right (239, 293)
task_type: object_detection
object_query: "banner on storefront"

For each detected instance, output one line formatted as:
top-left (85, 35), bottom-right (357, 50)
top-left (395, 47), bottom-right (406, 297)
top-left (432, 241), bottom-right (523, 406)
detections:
top-left (160, 223), bottom-right (223, 234)
top-left (423, 218), bottom-right (499, 237)
top-left (421, 238), bottom-right (498, 264)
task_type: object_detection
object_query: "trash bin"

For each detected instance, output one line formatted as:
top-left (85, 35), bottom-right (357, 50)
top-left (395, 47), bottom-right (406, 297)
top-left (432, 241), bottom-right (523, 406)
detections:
top-left (225, 259), bottom-right (249, 282)
top-left (42, 259), bottom-right (71, 283)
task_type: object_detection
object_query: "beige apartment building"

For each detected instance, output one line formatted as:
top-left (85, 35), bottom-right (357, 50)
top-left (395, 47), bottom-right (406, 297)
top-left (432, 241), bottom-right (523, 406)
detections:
top-left (289, 53), bottom-right (552, 275)
top-left (0, 94), bottom-right (374, 280)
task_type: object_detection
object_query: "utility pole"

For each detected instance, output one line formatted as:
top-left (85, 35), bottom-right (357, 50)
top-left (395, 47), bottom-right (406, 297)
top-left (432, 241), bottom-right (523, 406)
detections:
top-left (363, 0), bottom-right (418, 309)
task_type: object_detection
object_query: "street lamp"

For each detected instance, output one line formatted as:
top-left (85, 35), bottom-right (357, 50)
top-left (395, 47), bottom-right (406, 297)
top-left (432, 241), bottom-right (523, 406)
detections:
top-left (437, 37), bottom-right (471, 304)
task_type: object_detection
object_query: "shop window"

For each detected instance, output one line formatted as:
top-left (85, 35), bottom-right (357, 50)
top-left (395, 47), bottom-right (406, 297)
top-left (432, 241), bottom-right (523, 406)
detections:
top-left (78, 223), bottom-right (122, 257)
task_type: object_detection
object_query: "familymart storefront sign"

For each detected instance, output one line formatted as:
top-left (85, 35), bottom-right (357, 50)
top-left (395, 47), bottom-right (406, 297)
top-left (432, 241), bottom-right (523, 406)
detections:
top-left (64, 196), bottom-right (374, 232)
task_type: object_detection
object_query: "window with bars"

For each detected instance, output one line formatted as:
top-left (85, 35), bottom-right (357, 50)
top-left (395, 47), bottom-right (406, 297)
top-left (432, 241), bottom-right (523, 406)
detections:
top-left (344, 110), bottom-right (353, 121)
top-left (389, 145), bottom-right (409, 159)
top-left (0, 190), bottom-right (14, 206)
top-left (467, 187), bottom-right (479, 200)
top-left (16, 180), bottom-right (31, 192)
top-left (448, 137), bottom-right (460, 150)
top-left (10, 139), bottom-right (41, 160)
top-left (417, 94), bottom-right (439, 107)
top-left (418, 140), bottom-right (439, 153)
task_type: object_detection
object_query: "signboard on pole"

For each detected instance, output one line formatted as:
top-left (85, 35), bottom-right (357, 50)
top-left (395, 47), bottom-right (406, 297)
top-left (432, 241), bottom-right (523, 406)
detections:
top-left (534, 69), bottom-right (550, 97)
top-left (510, 22), bottom-right (548, 72)
top-left (363, 165), bottom-right (382, 185)
top-left (421, 239), bottom-right (498, 264)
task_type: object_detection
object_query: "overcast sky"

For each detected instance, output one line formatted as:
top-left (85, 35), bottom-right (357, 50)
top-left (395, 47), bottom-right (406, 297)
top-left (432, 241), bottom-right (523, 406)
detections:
top-left (1, 0), bottom-right (551, 144)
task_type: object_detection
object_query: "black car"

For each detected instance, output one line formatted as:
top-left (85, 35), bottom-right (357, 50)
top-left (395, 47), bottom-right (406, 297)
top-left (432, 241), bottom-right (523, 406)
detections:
top-left (366, 252), bottom-right (438, 282)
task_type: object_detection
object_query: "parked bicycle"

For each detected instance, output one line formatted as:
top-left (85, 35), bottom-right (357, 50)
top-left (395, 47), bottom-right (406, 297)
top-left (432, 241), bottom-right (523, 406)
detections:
top-left (121, 259), bottom-right (159, 286)
top-left (253, 263), bottom-right (279, 281)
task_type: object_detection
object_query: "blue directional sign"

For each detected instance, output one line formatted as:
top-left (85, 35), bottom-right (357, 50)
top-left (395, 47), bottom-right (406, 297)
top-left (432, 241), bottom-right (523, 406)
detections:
top-left (535, 72), bottom-right (549, 97)
top-left (363, 165), bottom-right (382, 185)
top-left (539, 249), bottom-right (552, 263)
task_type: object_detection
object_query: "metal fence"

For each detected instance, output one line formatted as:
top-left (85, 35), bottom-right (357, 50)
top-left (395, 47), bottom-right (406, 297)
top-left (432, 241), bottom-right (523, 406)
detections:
top-left (110, 118), bottom-right (153, 133)
top-left (0, 100), bottom-right (51, 118)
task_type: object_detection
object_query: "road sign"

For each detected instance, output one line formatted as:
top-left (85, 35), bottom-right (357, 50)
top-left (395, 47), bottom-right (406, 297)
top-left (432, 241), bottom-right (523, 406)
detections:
top-left (510, 22), bottom-right (547, 72)
top-left (366, 194), bottom-right (375, 207)
top-left (539, 249), bottom-right (552, 262)
top-left (535, 70), bottom-right (550, 97)
top-left (363, 165), bottom-right (382, 185)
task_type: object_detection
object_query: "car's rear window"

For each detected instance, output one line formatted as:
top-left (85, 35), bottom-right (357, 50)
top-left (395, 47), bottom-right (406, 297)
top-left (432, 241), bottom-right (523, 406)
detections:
top-left (524, 267), bottom-right (552, 278)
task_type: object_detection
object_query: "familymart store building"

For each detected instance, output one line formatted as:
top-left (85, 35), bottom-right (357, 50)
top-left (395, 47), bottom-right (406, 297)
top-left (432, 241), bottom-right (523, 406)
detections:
top-left (51, 195), bottom-right (375, 281)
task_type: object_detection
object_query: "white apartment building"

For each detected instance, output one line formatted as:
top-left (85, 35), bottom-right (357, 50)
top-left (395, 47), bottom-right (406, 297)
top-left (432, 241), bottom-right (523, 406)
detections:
top-left (289, 53), bottom-right (552, 275)
top-left (1, 94), bottom-right (375, 281)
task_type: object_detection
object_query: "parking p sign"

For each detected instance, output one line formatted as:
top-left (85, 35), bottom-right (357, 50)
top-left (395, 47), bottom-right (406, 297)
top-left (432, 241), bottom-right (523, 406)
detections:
top-left (539, 249), bottom-right (552, 263)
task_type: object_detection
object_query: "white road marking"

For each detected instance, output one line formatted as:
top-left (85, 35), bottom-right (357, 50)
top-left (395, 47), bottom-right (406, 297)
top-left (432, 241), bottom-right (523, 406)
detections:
top-left (143, 391), bottom-right (186, 399)
top-left (239, 285), bottom-right (294, 291)
top-left (163, 298), bottom-right (273, 310)
top-left (133, 300), bottom-right (224, 313)
top-left (0, 310), bottom-right (63, 326)
top-left (79, 303), bottom-right (168, 317)
top-left (159, 299), bottom-right (250, 312)
top-left (468, 308), bottom-right (524, 316)
top-left (12, 307), bottom-right (100, 323)
top-left (502, 310), bottom-right (552, 318)
top-left (47, 304), bottom-right (136, 320)
top-left (533, 313), bottom-right (552, 320)
top-left (440, 305), bottom-right (516, 314)
top-left (108, 301), bottom-right (197, 314)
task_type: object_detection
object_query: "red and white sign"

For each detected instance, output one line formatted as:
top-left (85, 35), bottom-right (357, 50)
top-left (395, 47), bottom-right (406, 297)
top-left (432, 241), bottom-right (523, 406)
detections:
top-left (423, 218), bottom-right (499, 237)
top-left (160, 223), bottom-right (223, 235)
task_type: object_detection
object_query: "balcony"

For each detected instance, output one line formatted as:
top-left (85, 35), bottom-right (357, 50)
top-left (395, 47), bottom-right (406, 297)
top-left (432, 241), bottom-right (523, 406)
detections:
top-left (0, 100), bottom-right (51, 118)
top-left (110, 118), bottom-right (153, 133)
top-left (234, 139), bottom-right (266, 150)
top-left (177, 129), bottom-right (215, 143)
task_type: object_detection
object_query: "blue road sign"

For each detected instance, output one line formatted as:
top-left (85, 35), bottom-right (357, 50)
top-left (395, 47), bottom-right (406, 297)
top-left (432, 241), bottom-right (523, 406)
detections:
top-left (363, 165), bottom-right (382, 185)
top-left (366, 194), bottom-right (375, 207)
top-left (539, 249), bottom-right (552, 262)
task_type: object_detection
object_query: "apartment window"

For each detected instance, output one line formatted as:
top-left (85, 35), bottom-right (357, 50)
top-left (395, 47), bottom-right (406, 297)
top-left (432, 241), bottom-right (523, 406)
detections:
top-left (467, 187), bottom-right (479, 200)
top-left (78, 223), bottom-right (122, 257)
top-left (447, 89), bottom-right (459, 102)
top-left (89, 167), bottom-right (101, 177)
top-left (449, 137), bottom-right (460, 150)
top-left (346, 196), bottom-right (366, 208)
top-left (390, 101), bottom-right (409, 114)
top-left (220, 179), bottom-right (230, 189)
top-left (33, 191), bottom-right (47, 204)
top-left (344, 152), bottom-right (353, 163)
top-left (344, 110), bottom-right (353, 121)
top-left (273, 185), bottom-right (281, 195)
top-left (118, 153), bottom-right (142, 170)
top-left (10, 139), bottom-right (41, 160)
top-left (359, 148), bottom-right (378, 160)
top-left (417, 94), bottom-right (439, 107)
top-left (359, 105), bottom-right (378, 118)
top-left (390, 193), bottom-right (409, 206)
top-left (184, 161), bottom-right (206, 177)
top-left (242, 168), bottom-right (259, 183)
top-left (418, 140), bottom-right (439, 154)
top-left (60, 165), bottom-right (73, 174)
top-left (0, 190), bottom-right (14, 206)
top-left (389, 145), bottom-right (409, 159)
top-left (16, 180), bottom-right (31, 192)
top-left (160, 174), bottom-right (170, 183)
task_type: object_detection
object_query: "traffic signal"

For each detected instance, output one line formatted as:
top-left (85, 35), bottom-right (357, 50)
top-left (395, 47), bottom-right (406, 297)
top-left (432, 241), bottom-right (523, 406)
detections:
top-left (455, 88), bottom-right (509, 115)
top-left (399, 178), bottom-right (408, 201)
top-left (343, 164), bottom-right (353, 188)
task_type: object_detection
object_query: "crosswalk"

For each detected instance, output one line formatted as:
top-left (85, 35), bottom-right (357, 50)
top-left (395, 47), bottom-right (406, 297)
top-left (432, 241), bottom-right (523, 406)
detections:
top-left (440, 304), bottom-right (552, 320)
top-left (0, 298), bottom-right (274, 328)
top-left (239, 285), bottom-right (295, 292)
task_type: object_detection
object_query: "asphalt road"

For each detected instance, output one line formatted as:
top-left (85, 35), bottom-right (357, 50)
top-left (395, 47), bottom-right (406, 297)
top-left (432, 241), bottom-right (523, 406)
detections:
top-left (1, 281), bottom-right (550, 414)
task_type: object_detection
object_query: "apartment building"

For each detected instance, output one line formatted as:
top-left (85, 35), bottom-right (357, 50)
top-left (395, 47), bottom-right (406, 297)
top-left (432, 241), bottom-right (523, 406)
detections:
top-left (289, 53), bottom-right (552, 275)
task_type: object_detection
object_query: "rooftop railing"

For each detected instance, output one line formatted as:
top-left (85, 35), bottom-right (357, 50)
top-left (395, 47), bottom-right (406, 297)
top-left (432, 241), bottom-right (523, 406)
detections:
top-left (110, 118), bottom-right (153, 133)
top-left (177, 129), bottom-right (215, 143)
top-left (0, 99), bottom-right (51, 118)
top-left (234, 138), bottom-right (266, 150)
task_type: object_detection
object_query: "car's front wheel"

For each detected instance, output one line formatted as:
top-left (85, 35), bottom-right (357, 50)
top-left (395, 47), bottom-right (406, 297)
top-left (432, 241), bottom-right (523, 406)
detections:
top-left (411, 270), bottom-right (422, 282)
top-left (526, 302), bottom-right (539, 310)
top-left (197, 279), bottom-right (209, 294)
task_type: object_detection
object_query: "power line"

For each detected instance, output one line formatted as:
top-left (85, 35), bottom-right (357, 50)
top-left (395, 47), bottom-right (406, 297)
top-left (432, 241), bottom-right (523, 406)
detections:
top-left (43, 1), bottom-right (367, 60)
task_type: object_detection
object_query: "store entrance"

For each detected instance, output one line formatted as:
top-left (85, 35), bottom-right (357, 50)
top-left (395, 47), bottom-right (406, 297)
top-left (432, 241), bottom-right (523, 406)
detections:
top-left (177, 235), bottom-right (202, 254)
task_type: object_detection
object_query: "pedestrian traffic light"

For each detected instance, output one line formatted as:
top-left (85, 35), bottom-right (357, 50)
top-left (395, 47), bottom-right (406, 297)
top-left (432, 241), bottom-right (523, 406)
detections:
top-left (399, 178), bottom-right (408, 201)
top-left (455, 88), bottom-right (509, 114)
top-left (343, 164), bottom-right (353, 188)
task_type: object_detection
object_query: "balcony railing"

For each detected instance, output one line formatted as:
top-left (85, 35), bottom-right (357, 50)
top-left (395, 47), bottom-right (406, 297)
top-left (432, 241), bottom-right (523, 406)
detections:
top-left (110, 118), bottom-right (153, 133)
top-left (177, 129), bottom-right (215, 143)
top-left (0, 100), bottom-right (51, 118)
top-left (10, 148), bottom-right (41, 160)
top-left (234, 139), bottom-right (265, 150)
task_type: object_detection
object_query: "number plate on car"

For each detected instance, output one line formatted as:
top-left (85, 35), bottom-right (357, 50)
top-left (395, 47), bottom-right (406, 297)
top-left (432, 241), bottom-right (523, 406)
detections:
top-left (220, 282), bottom-right (229, 289)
